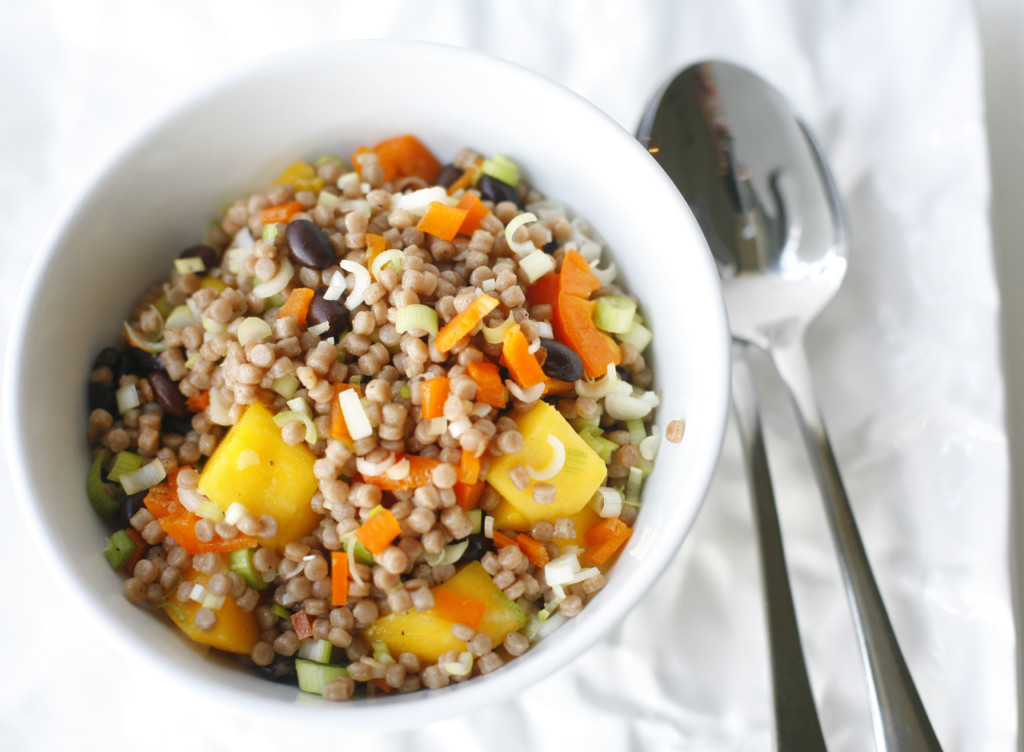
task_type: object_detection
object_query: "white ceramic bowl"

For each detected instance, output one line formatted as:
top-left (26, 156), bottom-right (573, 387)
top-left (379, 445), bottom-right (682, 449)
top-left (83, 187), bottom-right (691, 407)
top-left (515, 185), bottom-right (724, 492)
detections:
top-left (3, 40), bottom-right (729, 729)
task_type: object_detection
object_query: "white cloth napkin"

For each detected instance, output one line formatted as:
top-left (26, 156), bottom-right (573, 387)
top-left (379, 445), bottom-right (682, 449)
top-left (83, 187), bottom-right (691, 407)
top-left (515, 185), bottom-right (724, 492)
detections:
top-left (0, 1), bottom-right (1014, 750)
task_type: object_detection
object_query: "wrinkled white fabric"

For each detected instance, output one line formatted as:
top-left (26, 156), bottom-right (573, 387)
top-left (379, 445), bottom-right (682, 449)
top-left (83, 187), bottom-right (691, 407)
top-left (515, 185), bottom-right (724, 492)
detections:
top-left (0, 1), bottom-right (1014, 750)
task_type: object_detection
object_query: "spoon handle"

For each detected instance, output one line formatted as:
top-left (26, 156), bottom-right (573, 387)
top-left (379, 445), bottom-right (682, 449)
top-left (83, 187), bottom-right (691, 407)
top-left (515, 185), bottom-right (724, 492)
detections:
top-left (731, 344), bottom-right (827, 751)
top-left (769, 340), bottom-right (943, 751)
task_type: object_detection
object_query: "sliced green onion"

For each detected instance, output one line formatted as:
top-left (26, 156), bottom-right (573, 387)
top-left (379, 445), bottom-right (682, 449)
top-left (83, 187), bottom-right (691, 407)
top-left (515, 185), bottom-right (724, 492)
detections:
top-left (626, 418), bottom-right (647, 448)
top-left (392, 186), bottom-right (449, 216)
top-left (237, 316), bottom-right (273, 346)
top-left (106, 450), bottom-right (142, 484)
top-left (264, 292), bottom-right (286, 309)
top-left (624, 465), bottom-right (644, 506)
top-left (395, 304), bottom-right (439, 338)
top-left (370, 249), bottom-right (405, 281)
top-left (442, 651), bottom-right (474, 677)
top-left (482, 312), bottom-right (516, 344)
top-left (201, 316), bottom-right (227, 333)
top-left (424, 539), bottom-right (469, 566)
top-left (272, 410), bottom-right (318, 445)
top-left (400, 385), bottom-right (411, 400)
top-left (605, 382), bottom-right (659, 421)
top-left (339, 259), bottom-right (371, 310)
top-left (87, 452), bottom-right (119, 518)
top-left (252, 257), bottom-right (295, 299)
top-left (518, 249), bottom-right (555, 284)
top-left (314, 154), bottom-right (347, 170)
top-left (467, 508), bottom-right (483, 535)
top-left (574, 362), bottom-right (619, 399)
top-left (174, 256), bottom-right (206, 275)
top-left (338, 388), bottom-right (372, 440)
top-left (578, 427), bottom-right (617, 464)
top-left (316, 190), bottom-right (340, 211)
top-left (590, 259), bottom-right (618, 287)
top-left (593, 295), bottom-right (636, 334)
top-left (639, 431), bottom-right (661, 462)
top-left (122, 322), bottom-right (166, 354)
top-left (372, 640), bottom-right (395, 664)
top-left (342, 535), bottom-right (376, 566)
top-left (298, 638), bottom-right (334, 663)
top-left (618, 318), bottom-right (653, 353)
top-left (164, 304), bottom-right (197, 329)
top-left (271, 374), bottom-right (300, 399)
top-left (196, 501), bottom-right (225, 522)
top-left (504, 212), bottom-right (538, 256)
top-left (296, 658), bottom-right (348, 695)
top-left (525, 435), bottom-right (566, 481)
top-left (227, 548), bottom-right (267, 591)
top-left (481, 154), bottom-right (519, 186)
top-left (592, 487), bottom-right (624, 519)
top-left (115, 383), bottom-right (140, 414)
top-left (286, 396), bottom-right (313, 418)
top-left (120, 458), bottom-right (167, 495)
top-left (271, 604), bottom-right (291, 620)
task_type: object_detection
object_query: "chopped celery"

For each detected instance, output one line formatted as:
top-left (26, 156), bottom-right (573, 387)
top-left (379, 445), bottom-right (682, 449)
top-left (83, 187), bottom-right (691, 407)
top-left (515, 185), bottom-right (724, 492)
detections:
top-left (618, 318), bottom-right (653, 353)
top-left (593, 295), bottom-right (636, 334)
top-left (103, 529), bottom-right (137, 570)
top-left (371, 640), bottom-right (395, 664)
top-left (119, 458), bottom-right (167, 495)
top-left (624, 465), bottom-right (644, 506)
top-left (226, 548), bottom-right (267, 591)
top-left (271, 604), bottom-right (291, 620)
top-left (295, 658), bottom-right (348, 695)
top-left (106, 450), bottom-right (142, 484)
top-left (86, 451), bottom-right (119, 518)
top-left (467, 508), bottom-right (483, 535)
top-left (297, 638), bottom-right (333, 664)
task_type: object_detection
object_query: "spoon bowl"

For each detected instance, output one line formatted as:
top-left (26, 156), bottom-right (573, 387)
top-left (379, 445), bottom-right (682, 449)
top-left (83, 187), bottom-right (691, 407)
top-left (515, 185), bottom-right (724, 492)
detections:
top-left (639, 60), bottom-right (943, 751)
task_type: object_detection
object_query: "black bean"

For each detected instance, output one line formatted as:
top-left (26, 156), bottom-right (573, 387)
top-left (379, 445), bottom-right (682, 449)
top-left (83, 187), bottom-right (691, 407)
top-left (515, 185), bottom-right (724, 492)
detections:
top-left (539, 339), bottom-right (584, 382)
top-left (148, 371), bottom-right (187, 418)
top-left (254, 654), bottom-right (297, 684)
top-left (179, 244), bottom-right (218, 273)
top-left (306, 288), bottom-right (351, 340)
top-left (87, 382), bottom-right (118, 415)
top-left (477, 174), bottom-right (521, 208)
top-left (120, 490), bottom-right (148, 528)
top-left (436, 164), bottom-right (464, 189)
top-left (542, 239), bottom-right (560, 254)
top-left (115, 349), bottom-right (164, 378)
top-left (458, 533), bottom-right (494, 564)
top-left (91, 347), bottom-right (120, 371)
top-left (162, 414), bottom-right (194, 436)
top-left (286, 219), bottom-right (335, 270)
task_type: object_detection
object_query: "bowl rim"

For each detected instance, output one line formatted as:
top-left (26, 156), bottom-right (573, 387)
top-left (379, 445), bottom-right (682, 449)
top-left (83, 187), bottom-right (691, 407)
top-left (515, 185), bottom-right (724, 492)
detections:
top-left (2, 38), bottom-right (730, 729)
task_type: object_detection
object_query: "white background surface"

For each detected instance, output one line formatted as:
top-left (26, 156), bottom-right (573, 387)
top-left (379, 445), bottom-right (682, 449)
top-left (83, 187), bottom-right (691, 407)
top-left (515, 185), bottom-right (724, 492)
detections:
top-left (1, 1), bottom-right (1018, 750)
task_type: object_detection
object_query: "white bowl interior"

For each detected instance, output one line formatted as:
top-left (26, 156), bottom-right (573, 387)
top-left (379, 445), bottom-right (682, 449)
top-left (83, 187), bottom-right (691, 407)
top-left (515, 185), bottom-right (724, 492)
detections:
top-left (4, 40), bottom-right (729, 728)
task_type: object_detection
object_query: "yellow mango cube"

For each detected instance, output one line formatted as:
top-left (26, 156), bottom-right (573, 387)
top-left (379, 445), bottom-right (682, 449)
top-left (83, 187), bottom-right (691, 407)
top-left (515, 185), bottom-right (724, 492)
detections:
top-left (487, 401), bottom-right (606, 523)
top-left (362, 561), bottom-right (526, 663)
top-left (163, 571), bottom-right (260, 655)
top-left (197, 402), bottom-right (320, 551)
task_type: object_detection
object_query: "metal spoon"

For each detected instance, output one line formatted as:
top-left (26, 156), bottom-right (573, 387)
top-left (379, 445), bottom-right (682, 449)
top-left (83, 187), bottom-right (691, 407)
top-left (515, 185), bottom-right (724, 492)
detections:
top-left (637, 61), bottom-right (942, 750)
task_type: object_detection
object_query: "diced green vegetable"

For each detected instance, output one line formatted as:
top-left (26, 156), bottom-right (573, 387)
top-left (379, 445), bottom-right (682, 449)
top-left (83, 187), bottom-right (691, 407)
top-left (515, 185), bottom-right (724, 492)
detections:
top-left (295, 658), bottom-right (348, 695)
top-left (119, 458), bottom-right (167, 495)
top-left (86, 451), bottom-right (119, 518)
top-left (578, 426), bottom-right (617, 464)
top-left (343, 536), bottom-right (375, 565)
top-left (106, 450), bottom-right (142, 484)
top-left (626, 418), bottom-right (647, 448)
top-left (593, 295), bottom-right (636, 334)
top-left (103, 529), bottom-right (137, 570)
top-left (271, 604), bottom-right (291, 620)
top-left (226, 548), bottom-right (267, 591)
top-left (624, 465), bottom-right (644, 506)
top-left (297, 639), bottom-right (333, 664)
top-left (618, 317), bottom-right (653, 353)
top-left (481, 153), bottom-right (519, 186)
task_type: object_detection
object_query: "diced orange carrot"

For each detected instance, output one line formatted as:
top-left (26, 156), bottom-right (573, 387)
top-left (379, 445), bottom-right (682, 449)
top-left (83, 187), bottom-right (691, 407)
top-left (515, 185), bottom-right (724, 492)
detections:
top-left (446, 157), bottom-right (483, 196)
top-left (329, 383), bottom-right (358, 445)
top-left (433, 586), bottom-right (486, 630)
top-left (516, 533), bottom-right (550, 568)
top-left (278, 287), bottom-right (315, 325)
top-left (501, 324), bottom-right (546, 388)
top-left (553, 293), bottom-right (622, 379)
top-left (417, 201), bottom-right (469, 242)
top-left (353, 134), bottom-right (442, 185)
top-left (434, 293), bottom-right (500, 353)
top-left (560, 248), bottom-right (601, 298)
top-left (330, 551), bottom-right (349, 607)
top-left (457, 450), bottom-right (481, 485)
top-left (291, 611), bottom-right (315, 640)
top-left (185, 389), bottom-right (210, 413)
top-left (360, 454), bottom-right (441, 491)
top-left (259, 200), bottom-right (304, 225)
top-left (365, 233), bottom-right (387, 269)
top-left (143, 468), bottom-right (186, 519)
top-left (583, 517), bottom-right (633, 566)
top-left (456, 192), bottom-right (491, 235)
top-left (353, 507), bottom-right (401, 555)
top-left (420, 376), bottom-right (450, 420)
top-left (466, 360), bottom-right (507, 409)
top-left (453, 479), bottom-right (485, 512)
top-left (492, 530), bottom-right (518, 549)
